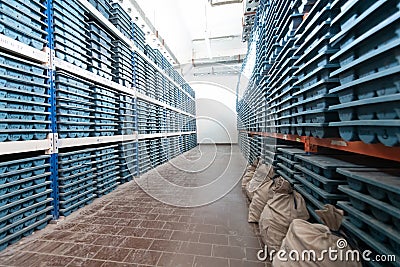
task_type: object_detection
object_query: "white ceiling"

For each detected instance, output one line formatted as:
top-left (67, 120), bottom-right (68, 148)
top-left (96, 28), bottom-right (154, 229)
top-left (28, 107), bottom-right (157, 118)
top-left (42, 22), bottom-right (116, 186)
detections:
top-left (175, 0), bottom-right (243, 40)
top-left (134, 0), bottom-right (247, 64)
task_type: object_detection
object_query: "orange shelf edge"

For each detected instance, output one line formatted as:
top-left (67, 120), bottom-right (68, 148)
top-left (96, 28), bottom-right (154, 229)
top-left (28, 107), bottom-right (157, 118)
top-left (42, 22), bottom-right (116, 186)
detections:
top-left (241, 130), bottom-right (400, 162)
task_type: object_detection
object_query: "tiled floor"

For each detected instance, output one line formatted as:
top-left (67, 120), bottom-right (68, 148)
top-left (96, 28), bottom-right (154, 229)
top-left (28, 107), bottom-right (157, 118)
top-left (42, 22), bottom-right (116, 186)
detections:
top-left (0, 145), bottom-right (265, 266)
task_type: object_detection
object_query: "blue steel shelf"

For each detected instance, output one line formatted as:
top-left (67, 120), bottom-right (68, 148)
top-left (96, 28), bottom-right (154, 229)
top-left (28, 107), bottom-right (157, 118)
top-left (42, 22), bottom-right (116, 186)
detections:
top-left (239, 1), bottom-right (400, 266)
top-left (0, 0), bottom-right (198, 251)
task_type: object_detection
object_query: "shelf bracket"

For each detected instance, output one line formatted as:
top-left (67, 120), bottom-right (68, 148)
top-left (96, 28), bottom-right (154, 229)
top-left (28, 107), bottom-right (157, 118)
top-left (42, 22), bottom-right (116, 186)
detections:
top-left (304, 137), bottom-right (318, 153)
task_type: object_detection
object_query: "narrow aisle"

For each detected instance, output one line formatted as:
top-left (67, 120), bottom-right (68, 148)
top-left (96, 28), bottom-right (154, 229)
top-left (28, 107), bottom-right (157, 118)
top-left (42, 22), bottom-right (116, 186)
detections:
top-left (0, 145), bottom-right (264, 267)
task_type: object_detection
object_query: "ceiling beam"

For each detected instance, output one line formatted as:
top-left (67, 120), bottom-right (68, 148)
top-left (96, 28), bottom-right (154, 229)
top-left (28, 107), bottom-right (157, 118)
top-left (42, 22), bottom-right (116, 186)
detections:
top-left (192, 54), bottom-right (245, 67)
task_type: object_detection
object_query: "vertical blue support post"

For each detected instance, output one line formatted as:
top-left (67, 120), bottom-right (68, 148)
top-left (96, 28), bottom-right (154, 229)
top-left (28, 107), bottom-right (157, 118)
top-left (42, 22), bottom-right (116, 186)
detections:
top-left (45, 0), bottom-right (59, 219)
top-left (50, 154), bottom-right (59, 219)
top-left (133, 93), bottom-right (140, 177)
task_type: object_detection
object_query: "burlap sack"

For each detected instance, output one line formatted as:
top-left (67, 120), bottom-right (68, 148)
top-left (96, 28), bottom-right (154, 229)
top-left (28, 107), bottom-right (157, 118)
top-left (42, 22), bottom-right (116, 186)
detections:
top-left (248, 178), bottom-right (274, 222)
top-left (241, 158), bottom-right (260, 189)
top-left (242, 169), bottom-right (256, 189)
top-left (251, 157), bottom-right (260, 167)
top-left (273, 205), bottom-right (362, 267)
top-left (245, 163), bottom-right (275, 199)
top-left (259, 178), bottom-right (309, 252)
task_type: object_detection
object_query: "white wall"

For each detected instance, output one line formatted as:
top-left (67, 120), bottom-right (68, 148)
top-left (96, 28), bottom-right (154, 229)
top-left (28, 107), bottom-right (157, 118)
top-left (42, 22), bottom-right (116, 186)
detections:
top-left (190, 82), bottom-right (238, 144)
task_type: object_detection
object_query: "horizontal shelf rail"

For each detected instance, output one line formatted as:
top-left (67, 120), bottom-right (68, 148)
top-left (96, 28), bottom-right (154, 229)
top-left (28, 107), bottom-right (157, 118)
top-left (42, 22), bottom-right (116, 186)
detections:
top-left (241, 131), bottom-right (400, 163)
top-left (136, 92), bottom-right (195, 118)
top-left (0, 137), bottom-right (52, 156)
top-left (138, 131), bottom-right (196, 140)
top-left (0, 34), bottom-right (49, 63)
top-left (58, 134), bottom-right (137, 149)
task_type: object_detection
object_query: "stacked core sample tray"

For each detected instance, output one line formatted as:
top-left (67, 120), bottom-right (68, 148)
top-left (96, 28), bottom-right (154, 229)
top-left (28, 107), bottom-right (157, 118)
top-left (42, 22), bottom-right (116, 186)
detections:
top-left (58, 148), bottom-right (96, 217)
top-left (87, 21), bottom-right (115, 80)
top-left (53, 0), bottom-right (89, 69)
top-left (0, 155), bottom-right (52, 251)
top-left (56, 72), bottom-right (94, 139)
top-left (0, 52), bottom-right (50, 142)
top-left (0, 0), bottom-right (48, 50)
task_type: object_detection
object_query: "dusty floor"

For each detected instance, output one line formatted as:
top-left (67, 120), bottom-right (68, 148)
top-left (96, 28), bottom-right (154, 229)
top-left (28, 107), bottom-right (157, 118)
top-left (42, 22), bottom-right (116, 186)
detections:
top-left (0, 145), bottom-right (264, 266)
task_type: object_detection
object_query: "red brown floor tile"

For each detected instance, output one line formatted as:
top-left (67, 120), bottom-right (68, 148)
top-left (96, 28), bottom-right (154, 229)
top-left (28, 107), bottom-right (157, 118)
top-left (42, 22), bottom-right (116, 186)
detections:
top-left (70, 233), bottom-right (102, 245)
top-left (92, 235), bottom-right (127, 247)
top-left (212, 245), bottom-right (246, 260)
top-left (45, 242), bottom-right (76, 255)
top-left (149, 239), bottom-right (181, 253)
top-left (193, 255), bottom-right (229, 267)
top-left (138, 220), bottom-right (166, 229)
top-left (198, 233), bottom-right (228, 245)
top-left (179, 242), bottom-right (212, 256)
top-left (171, 209), bottom-right (194, 216)
top-left (41, 230), bottom-right (74, 241)
top-left (157, 252), bottom-right (194, 266)
top-left (117, 227), bottom-right (147, 238)
top-left (178, 215), bottom-right (204, 224)
top-left (92, 225), bottom-right (122, 235)
top-left (228, 235), bottom-right (262, 248)
top-left (0, 252), bottom-right (41, 266)
top-left (188, 223), bottom-right (216, 234)
top-left (20, 240), bottom-right (51, 252)
top-left (30, 254), bottom-right (74, 267)
top-left (54, 222), bottom-right (78, 231)
top-left (101, 262), bottom-right (137, 267)
top-left (123, 249), bottom-right (162, 265)
top-left (66, 258), bottom-right (105, 267)
top-left (115, 219), bottom-right (142, 227)
top-left (120, 237), bottom-right (153, 250)
top-left (155, 214), bottom-right (181, 222)
top-left (143, 229), bottom-right (173, 240)
top-left (93, 247), bottom-right (131, 262)
top-left (170, 231), bottom-right (200, 242)
top-left (92, 217), bottom-right (119, 226)
top-left (133, 213), bottom-right (158, 221)
top-left (62, 244), bottom-right (103, 259)
top-left (32, 241), bottom-right (65, 254)
top-left (162, 222), bottom-right (190, 231)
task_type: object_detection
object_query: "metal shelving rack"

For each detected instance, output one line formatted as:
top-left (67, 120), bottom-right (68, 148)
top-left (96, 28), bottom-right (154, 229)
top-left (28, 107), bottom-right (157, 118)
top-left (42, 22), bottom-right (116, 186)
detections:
top-left (0, 0), bottom-right (197, 250)
top-left (238, 0), bottom-right (400, 163)
top-left (0, 0), bottom-right (55, 251)
top-left (238, 0), bottom-right (400, 265)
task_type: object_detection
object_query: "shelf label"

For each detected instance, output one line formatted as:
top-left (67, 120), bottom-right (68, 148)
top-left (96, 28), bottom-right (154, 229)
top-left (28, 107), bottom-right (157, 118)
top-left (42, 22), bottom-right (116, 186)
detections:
top-left (331, 140), bottom-right (347, 147)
